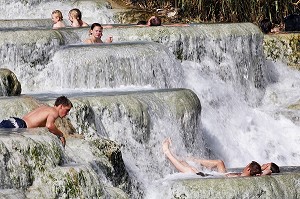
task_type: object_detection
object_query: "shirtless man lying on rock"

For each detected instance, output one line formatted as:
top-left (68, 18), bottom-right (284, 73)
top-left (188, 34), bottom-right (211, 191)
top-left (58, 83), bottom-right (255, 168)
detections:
top-left (0, 96), bottom-right (73, 147)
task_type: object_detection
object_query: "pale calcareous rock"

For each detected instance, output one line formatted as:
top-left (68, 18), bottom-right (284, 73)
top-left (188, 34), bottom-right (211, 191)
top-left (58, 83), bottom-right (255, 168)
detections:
top-left (0, 68), bottom-right (21, 96)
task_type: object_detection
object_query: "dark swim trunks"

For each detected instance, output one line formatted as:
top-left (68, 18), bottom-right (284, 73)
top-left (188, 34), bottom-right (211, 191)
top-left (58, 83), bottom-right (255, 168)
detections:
top-left (196, 172), bottom-right (212, 177)
top-left (0, 117), bottom-right (27, 128)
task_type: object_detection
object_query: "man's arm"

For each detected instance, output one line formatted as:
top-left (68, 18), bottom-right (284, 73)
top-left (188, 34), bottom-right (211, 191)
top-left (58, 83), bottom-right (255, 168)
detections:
top-left (46, 115), bottom-right (66, 147)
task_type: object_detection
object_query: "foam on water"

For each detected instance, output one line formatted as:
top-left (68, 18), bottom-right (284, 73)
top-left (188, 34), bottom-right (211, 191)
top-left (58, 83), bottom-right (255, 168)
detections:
top-left (0, 4), bottom-right (299, 195)
top-left (0, 0), bottom-right (115, 24)
top-left (183, 59), bottom-right (300, 167)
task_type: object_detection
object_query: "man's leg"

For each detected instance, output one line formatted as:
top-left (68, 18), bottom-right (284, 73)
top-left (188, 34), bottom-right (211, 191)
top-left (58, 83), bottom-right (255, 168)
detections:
top-left (191, 158), bottom-right (227, 173)
top-left (163, 138), bottom-right (198, 173)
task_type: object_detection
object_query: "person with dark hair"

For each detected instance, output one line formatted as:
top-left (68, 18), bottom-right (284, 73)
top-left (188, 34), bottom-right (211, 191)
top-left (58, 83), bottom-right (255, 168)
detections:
top-left (163, 137), bottom-right (270, 177)
top-left (69, 8), bottom-right (89, 27)
top-left (84, 23), bottom-right (113, 44)
top-left (259, 18), bottom-right (272, 34)
top-left (261, 162), bottom-right (280, 175)
top-left (284, 14), bottom-right (300, 31)
top-left (0, 96), bottom-right (73, 147)
top-left (147, 16), bottom-right (162, 26)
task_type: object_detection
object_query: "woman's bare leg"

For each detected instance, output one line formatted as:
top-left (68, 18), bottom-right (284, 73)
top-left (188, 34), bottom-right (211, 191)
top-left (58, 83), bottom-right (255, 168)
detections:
top-left (162, 138), bottom-right (198, 173)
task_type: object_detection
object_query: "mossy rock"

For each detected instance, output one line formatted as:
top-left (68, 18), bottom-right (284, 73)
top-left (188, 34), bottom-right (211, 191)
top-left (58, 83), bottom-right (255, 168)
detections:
top-left (0, 68), bottom-right (21, 96)
top-left (263, 33), bottom-right (300, 69)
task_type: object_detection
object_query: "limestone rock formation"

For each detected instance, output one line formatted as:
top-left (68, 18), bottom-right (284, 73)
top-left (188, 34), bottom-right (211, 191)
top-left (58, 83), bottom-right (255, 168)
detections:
top-left (0, 68), bottom-right (21, 96)
top-left (264, 33), bottom-right (300, 69)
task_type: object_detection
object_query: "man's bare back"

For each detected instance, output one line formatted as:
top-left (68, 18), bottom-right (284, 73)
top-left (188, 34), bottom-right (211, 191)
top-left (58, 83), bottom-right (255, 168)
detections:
top-left (0, 96), bottom-right (72, 147)
top-left (22, 106), bottom-right (59, 128)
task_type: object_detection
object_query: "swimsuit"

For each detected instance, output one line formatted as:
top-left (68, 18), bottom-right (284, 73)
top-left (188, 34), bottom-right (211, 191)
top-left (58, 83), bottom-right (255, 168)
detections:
top-left (0, 117), bottom-right (27, 128)
top-left (196, 172), bottom-right (212, 177)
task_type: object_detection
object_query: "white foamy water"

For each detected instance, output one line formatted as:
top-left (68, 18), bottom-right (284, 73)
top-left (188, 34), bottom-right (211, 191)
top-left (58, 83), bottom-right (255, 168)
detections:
top-left (0, 0), bottom-right (115, 24)
top-left (0, 3), bottom-right (299, 196)
top-left (183, 59), bottom-right (300, 167)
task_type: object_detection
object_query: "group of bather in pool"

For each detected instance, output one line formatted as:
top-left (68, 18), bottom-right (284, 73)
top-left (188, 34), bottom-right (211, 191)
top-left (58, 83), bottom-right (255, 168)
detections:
top-left (163, 137), bottom-right (280, 177)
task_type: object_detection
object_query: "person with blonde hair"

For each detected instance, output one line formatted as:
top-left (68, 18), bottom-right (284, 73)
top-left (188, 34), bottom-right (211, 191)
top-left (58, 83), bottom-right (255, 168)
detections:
top-left (51, 10), bottom-right (66, 29)
top-left (68, 8), bottom-right (89, 27)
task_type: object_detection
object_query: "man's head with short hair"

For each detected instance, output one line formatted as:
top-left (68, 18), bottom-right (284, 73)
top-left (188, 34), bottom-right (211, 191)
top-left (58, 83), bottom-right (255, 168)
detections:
top-left (54, 96), bottom-right (73, 107)
top-left (55, 96), bottom-right (72, 118)
top-left (249, 161), bottom-right (262, 176)
top-left (242, 161), bottom-right (261, 176)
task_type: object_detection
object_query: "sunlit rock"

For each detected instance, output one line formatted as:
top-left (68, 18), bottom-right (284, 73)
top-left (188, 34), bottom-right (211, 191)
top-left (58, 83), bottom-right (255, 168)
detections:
top-left (0, 129), bottom-right (130, 198)
top-left (147, 173), bottom-right (300, 198)
top-left (0, 68), bottom-right (21, 96)
top-left (0, 128), bottom-right (64, 189)
top-left (264, 33), bottom-right (300, 69)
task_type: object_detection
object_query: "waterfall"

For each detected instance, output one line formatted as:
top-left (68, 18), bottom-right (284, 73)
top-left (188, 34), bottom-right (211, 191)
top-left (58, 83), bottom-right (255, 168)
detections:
top-left (0, 0), bottom-right (114, 24)
top-left (0, 0), bottom-right (300, 197)
top-left (39, 42), bottom-right (184, 91)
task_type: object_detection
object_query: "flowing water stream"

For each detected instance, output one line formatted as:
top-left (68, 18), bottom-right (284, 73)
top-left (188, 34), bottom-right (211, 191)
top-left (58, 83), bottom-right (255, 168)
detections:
top-left (0, 0), bottom-right (300, 198)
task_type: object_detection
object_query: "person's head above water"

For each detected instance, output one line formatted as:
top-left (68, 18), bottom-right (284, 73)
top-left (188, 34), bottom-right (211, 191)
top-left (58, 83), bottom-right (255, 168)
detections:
top-left (69, 8), bottom-right (82, 20)
top-left (261, 162), bottom-right (280, 175)
top-left (89, 23), bottom-right (103, 39)
top-left (84, 22), bottom-right (112, 44)
top-left (259, 18), bottom-right (272, 34)
top-left (270, 162), bottom-right (280, 173)
top-left (52, 10), bottom-right (63, 21)
top-left (55, 95), bottom-right (73, 107)
top-left (54, 95), bottom-right (73, 118)
top-left (68, 8), bottom-right (89, 27)
top-left (90, 23), bottom-right (102, 32)
top-left (242, 161), bottom-right (262, 176)
top-left (147, 16), bottom-right (161, 26)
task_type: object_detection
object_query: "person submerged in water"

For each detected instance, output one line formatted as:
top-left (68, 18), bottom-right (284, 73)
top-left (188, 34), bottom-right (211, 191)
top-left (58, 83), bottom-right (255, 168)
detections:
top-left (163, 138), bottom-right (279, 177)
top-left (0, 96), bottom-right (73, 147)
top-left (84, 23), bottom-right (113, 44)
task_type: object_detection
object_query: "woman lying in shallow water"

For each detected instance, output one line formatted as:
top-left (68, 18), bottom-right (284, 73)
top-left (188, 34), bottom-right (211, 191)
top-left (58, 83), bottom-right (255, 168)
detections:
top-left (162, 137), bottom-right (279, 177)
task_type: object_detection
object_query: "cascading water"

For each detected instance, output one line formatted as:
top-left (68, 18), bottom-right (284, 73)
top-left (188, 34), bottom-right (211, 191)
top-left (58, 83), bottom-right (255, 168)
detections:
top-left (0, 0), bottom-right (114, 24)
top-left (0, 0), bottom-right (300, 198)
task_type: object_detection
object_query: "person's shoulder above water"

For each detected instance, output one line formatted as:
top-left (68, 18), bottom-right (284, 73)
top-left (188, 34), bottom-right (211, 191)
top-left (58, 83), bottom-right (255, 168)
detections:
top-left (52, 10), bottom-right (66, 29)
top-left (68, 8), bottom-right (89, 27)
top-left (84, 22), bottom-right (113, 44)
